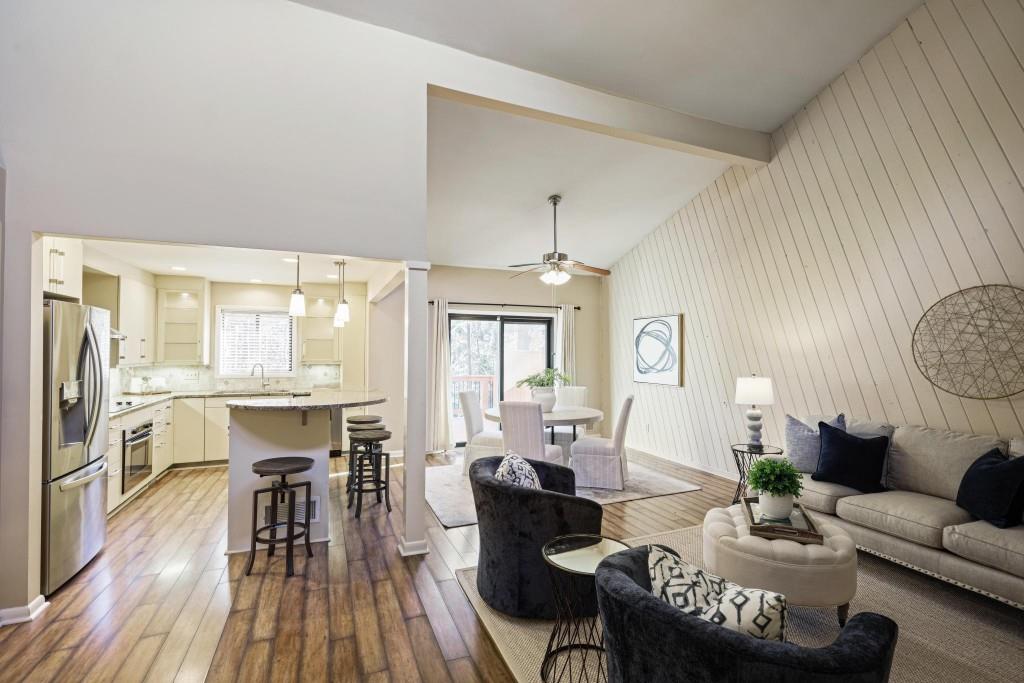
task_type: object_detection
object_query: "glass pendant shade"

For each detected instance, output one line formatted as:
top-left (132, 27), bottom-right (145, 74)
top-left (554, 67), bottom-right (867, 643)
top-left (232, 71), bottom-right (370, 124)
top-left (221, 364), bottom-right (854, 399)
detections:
top-left (540, 266), bottom-right (571, 286)
top-left (333, 301), bottom-right (349, 327)
top-left (289, 289), bottom-right (306, 317)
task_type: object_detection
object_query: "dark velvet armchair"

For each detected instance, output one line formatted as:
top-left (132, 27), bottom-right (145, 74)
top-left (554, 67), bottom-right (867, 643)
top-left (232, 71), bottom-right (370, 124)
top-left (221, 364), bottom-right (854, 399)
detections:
top-left (596, 546), bottom-right (899, 683)
top-left (469, 456), bottom-right (603, 619)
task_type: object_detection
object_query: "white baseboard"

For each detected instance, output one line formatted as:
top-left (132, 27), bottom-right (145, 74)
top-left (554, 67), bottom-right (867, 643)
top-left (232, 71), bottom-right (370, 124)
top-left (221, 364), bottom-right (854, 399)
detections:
top-left (398, 536), bottom-right (429, 556)
top-left (0, 594), bottom-right (49, 627)
top-left (627, 446), bottom-right (739, 482)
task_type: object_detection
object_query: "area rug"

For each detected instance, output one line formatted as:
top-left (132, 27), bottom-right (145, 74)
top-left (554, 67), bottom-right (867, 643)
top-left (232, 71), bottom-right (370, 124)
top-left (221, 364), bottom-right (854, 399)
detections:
top-left (425, 461), bottom-right (700, 528)
top-left (455, 525), bottom-right (1024, 683)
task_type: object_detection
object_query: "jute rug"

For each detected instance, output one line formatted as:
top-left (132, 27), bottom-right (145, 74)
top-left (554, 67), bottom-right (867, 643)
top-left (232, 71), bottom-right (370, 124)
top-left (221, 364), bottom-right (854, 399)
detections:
top-left (455, 526), bottom-right (1024, 683)
top-left (426, 460), bottom-right (700, 528)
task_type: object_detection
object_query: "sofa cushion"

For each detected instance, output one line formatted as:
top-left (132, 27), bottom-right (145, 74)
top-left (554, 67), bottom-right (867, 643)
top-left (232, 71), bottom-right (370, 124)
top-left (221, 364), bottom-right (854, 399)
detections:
top-left (835, 491), bottom-right (973, 548)
top-left (943, 521), bottom-right (1024, 579)
top-left (956, 449), bottom-right (1024, 528)
top-left (812, 422), bottom-right (888, 493)
top-left (785, 414), bottom-right (844, 473)
top-left (796, 474), bottom-right (861, 515)
top-left (888, 425), bottom-right (1007, 500)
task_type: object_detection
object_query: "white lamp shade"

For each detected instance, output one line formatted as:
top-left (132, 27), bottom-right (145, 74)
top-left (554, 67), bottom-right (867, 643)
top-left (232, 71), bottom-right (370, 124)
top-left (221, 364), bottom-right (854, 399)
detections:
top-left (333, 301), bottom-right (350, 327)
top-left (735, 376), bottom-right (774, 405)
top-left (288, 290), bottom-right (306, 317)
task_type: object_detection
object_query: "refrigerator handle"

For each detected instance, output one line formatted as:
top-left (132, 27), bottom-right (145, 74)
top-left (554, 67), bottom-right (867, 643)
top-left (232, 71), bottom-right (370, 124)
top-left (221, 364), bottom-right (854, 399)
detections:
top-left (59, 461), bottom-right (108, 491)
top-left (83, 322), bottom-right (103, 449)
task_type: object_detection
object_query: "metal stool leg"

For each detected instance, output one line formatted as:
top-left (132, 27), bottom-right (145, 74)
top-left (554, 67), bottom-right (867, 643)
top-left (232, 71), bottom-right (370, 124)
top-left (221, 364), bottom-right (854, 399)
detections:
top-left (383, 451), bottom-right (392, 512)
top-left (267, 486), bottom-right (279, 557)
top-left (355, 453), bottom-right (365, 519)
top-left (373, 446), bottom-right (383, 504)
top-left (285, 486), bottom-right (296, 577)
top-left (245, 487), bottom-right (260, 575)
top-left (303, 481), bottom-right (313, 557)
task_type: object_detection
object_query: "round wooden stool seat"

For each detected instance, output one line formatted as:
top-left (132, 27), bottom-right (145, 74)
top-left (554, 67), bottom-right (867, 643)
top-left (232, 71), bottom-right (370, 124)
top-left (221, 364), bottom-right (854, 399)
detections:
top-left (347, 414), bottom-right (383, 425)
top-left (252, 456), bottom-right (314, 477)
top-left (350, 430), bottom-right (391, 444)
top-left (347, 423), bottom-right (382, 432)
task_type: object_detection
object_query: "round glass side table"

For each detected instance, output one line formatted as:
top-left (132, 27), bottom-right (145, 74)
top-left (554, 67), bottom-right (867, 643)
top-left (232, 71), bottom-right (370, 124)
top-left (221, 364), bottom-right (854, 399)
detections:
top-left (541, 534), bottom-right (630, 683)
top-left (730, 444), bottom-right (784, 504)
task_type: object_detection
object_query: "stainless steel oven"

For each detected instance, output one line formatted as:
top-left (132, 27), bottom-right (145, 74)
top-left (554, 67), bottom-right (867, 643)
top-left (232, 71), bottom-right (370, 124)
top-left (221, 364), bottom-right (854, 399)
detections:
top-left (123, 421), bottom-right (153, 493)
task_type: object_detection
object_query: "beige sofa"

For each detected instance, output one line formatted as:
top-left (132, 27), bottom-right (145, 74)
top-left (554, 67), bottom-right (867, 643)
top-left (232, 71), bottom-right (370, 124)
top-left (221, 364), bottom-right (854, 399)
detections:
top-left (794, 418), bottom-right (1024, 609)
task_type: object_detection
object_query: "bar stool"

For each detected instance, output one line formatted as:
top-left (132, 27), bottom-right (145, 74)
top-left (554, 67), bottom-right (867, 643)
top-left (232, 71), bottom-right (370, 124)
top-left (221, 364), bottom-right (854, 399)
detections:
top-left (346, 423), bottom-right (386, 492)
top-left (348, 430), bottom-right (392, 518)
top-left (347, 414), bottom-right (383, 425)
top-left (245, 456), bottom-right (314, 577)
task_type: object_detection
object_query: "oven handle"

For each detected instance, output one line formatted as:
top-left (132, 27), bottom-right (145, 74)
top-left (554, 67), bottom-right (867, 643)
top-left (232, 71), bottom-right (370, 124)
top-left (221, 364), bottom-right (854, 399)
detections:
top-left (59, 462), bottom-right (108, 491)
top-left (125, 431), bottom-right (153, 446)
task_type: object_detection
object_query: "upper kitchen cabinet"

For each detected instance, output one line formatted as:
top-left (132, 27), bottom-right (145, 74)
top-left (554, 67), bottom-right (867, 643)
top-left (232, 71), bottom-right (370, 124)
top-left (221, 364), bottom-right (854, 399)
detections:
top-left (118, 276), bottom-right (157, 366)
top-left (41, 236), bottom-right (83, 300)
top-left (156, 275), bottom-right (211, 365)
top-left (300, 295), bottom-right (342, 363)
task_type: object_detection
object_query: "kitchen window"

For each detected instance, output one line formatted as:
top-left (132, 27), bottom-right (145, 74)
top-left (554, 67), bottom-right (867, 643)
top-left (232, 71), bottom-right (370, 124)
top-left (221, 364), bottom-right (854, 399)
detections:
top-left (216, 307), bottom-right (296, 377)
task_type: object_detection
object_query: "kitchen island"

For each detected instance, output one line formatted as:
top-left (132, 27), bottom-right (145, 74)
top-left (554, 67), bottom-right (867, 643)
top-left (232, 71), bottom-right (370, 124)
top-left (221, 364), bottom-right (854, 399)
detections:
top-left (225, 390), bottom-right (387, 554)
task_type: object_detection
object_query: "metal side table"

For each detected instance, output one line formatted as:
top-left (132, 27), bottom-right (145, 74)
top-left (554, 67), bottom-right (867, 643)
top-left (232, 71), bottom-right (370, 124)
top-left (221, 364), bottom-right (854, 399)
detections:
top-left (730, 443), bottom-right (783, 504)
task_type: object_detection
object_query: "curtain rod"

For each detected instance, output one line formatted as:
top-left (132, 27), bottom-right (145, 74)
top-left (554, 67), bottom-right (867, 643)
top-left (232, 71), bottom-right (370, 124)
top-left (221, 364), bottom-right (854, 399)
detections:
top-left (429, 300), bottom-right (580, 311)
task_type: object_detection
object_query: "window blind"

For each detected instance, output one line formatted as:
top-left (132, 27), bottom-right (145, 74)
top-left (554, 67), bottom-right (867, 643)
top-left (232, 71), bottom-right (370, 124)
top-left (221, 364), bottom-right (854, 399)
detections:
top-left (217, 309), bottom-right (294, 376)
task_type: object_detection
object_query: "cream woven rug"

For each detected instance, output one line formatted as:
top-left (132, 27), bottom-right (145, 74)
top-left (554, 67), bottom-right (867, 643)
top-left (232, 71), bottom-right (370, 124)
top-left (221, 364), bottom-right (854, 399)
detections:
top-left (455, 526), bottom-right (1024, 683)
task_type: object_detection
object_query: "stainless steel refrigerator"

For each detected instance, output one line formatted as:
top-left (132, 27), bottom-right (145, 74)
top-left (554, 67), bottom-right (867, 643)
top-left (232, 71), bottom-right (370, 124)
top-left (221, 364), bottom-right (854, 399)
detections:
top-left (42, 300), bottom-right (110, 595)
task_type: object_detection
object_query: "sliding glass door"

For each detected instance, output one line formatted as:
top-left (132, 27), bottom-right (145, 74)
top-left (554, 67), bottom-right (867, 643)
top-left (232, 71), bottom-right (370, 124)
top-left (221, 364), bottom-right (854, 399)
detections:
top-left (449, 314), bottom-right (553, 445)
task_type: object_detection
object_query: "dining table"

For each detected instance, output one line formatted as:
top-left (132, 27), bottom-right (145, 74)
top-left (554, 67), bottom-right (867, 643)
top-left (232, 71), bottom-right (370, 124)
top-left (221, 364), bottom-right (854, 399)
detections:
top-left (483, 405), bottom-right (604, 444)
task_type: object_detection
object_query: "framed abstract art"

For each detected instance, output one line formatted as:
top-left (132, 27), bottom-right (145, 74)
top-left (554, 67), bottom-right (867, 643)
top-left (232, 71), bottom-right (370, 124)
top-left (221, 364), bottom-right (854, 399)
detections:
top-left (633, 314), bottom-right (683, 386)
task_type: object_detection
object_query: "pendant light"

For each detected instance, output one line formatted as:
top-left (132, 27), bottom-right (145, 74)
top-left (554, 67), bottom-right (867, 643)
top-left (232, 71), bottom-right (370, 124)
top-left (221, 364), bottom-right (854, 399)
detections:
top-left (333, 260), bottom-right (350, 327)
top-left (288, 254), bottom-right (306, 317)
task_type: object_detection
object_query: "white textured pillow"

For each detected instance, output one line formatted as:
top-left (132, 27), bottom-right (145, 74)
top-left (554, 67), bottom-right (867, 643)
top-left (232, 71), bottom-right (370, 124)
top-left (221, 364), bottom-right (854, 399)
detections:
top-left (699, 586), bottom-right (787, 642)
top-left (648, 546), bottom-right (736, 614)
top-left (494, 452), bottom-right (541, 489)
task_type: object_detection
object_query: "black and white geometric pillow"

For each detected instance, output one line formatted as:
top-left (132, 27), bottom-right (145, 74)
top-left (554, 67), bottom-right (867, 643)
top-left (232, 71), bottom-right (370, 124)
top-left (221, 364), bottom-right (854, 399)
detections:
top-left (494, 452), bottom-right (541, 489)
top-left (699, 586), bottom-right (787, 642)
top-left (648, 545), bottom-right (736, 614)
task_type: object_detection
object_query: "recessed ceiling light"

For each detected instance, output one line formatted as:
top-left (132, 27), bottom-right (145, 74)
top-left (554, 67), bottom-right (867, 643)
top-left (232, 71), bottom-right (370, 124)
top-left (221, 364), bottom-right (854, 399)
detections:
top-left (250, 278), bottom-right (263, 283)
top-left (282, 257), bottom-right (298, 263)
top-left (170, 266), bottom-right (187, 271)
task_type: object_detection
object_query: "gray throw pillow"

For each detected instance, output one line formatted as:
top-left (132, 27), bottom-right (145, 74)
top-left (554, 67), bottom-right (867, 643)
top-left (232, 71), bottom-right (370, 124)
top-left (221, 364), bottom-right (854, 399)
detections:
top-left (494, 452), bottom-right (541, 489)
top-left (785, 414), bottom-right (845, 473)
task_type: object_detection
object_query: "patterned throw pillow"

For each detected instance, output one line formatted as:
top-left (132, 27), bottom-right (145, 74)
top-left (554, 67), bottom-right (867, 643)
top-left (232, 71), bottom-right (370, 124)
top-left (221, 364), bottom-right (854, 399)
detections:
top-left (699, 586), bottom-right (787, 641)
top-left (648, 546), bottom-right (736, 614)
top-left (494, 452), bottom-right (541, 489)
top-left (785, 414), bottom-right (845, 472)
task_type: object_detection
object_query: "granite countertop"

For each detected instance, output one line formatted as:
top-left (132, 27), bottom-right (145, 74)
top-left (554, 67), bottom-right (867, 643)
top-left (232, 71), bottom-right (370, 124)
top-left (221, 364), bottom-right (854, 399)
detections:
top-left (226, 390), bottom-right (387, 412)
top-left (108, 389), bottom-right (323, 418)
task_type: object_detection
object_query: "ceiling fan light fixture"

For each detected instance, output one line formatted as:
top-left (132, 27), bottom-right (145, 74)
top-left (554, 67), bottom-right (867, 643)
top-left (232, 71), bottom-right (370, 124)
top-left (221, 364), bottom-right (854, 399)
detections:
top-left (540, 265), bottom-right (571, 286)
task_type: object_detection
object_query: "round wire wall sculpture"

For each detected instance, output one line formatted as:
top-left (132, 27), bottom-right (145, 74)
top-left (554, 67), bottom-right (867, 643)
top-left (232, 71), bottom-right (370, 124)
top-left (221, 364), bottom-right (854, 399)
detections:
top-left (912, 284), bottom-right (1024, 400)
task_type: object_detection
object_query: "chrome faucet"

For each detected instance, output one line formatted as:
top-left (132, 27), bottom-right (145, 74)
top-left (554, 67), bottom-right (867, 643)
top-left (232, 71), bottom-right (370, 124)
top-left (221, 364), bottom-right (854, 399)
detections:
top-left (250, 363), bottom-right (271, 391)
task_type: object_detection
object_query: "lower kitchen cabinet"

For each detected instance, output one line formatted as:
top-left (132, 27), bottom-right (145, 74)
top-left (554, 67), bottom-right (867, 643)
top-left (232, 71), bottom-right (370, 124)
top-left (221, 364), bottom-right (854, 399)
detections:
top-left (204, 404), bottom-right (230, 462)
top-left (153, 400), bottom-right (174, 475)
top-left (173, 398), bottom-right (205, 464)
top-left (106, 418), bottom-right (123, 514)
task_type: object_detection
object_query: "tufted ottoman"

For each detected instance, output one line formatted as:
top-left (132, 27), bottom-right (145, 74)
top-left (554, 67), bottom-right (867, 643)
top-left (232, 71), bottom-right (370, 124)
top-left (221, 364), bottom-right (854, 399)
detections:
top-left (703, 505), bottom-right (858, 625)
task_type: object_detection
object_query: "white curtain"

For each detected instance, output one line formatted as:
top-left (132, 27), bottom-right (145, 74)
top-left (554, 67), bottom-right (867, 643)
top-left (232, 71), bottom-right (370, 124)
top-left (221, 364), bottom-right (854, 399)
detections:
top-left (557, 303), bottom-right (576, 382)
top-left (427, 298), bottom-right (453, 453)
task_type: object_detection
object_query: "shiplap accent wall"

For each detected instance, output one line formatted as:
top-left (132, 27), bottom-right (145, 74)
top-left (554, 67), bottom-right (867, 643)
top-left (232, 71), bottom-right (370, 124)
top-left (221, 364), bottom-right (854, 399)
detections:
top-left (609, 0), bottom-right (1024, 477)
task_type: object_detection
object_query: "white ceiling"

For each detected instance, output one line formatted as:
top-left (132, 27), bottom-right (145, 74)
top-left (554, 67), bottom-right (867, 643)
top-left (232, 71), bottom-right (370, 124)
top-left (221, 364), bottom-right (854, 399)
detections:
top-left (84, 240), bottom-right (396, 286)
top-left (427, 96), bottom-right (729, 270)
top-left (299, 0), bottom-right (921, 132)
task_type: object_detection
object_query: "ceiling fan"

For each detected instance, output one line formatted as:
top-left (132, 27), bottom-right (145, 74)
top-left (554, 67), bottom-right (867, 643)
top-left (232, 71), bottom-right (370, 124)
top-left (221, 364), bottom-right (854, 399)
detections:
top-left (508, 194), bottom-right (611, 285)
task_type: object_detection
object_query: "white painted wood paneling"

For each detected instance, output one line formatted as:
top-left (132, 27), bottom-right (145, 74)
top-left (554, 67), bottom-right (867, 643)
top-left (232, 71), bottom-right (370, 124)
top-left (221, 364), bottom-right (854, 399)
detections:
top-left (609, 0), bottom-right (1024, 477)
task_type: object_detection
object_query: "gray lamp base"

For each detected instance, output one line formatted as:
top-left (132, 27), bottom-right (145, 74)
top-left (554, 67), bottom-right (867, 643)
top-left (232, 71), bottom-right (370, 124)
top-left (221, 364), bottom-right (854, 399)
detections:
top-left (745, 407), bottom-right (764, 447)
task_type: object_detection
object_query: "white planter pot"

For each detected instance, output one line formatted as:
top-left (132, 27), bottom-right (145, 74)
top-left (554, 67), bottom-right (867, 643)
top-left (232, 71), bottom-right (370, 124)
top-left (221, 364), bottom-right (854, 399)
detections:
top-left (758, 493), bottom-right (794, 520)
top-left (531, 388), bottom-right (557, 413)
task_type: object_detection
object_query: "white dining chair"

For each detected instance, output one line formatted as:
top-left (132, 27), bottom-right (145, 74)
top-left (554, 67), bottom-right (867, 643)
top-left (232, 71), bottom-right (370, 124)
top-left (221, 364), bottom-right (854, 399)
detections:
top-left (569, 395), bottom-right (634, 489)
top-left (499, 401), bottom-right (564, 466)
top-left (553, 385), bottom-right (588, 448)
top-left (459, 390), bottom-right (504, 475)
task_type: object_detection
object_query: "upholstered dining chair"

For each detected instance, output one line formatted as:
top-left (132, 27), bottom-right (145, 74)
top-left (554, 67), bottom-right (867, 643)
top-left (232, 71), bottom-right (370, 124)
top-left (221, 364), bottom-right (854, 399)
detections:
top-left (459, 390), bottom-right (503, 474)
top-left (569, 395), bottom-right (633, 489)
top-left (499, 401), bottom-right (564, 465)
top-left (553, 385), bottom-right (588, 448)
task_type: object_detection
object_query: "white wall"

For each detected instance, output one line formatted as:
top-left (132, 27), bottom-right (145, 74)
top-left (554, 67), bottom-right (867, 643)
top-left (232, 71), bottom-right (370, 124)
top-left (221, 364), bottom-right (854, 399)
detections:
top-left (609, 0), bottom-right (1024, 478)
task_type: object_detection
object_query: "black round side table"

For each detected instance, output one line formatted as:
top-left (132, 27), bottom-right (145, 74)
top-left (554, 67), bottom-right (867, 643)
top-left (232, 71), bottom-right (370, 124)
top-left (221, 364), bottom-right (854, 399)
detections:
top-left (730, 443), bottom-right (784, 504)
top-left (541, 534), bottom-right (630, 683)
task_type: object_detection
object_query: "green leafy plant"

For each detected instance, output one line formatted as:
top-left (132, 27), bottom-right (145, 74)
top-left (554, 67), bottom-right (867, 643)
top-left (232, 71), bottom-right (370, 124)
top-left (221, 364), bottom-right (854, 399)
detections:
top-left (515, 368), bottom-right (571, 389)
top-left (747, 457), bottom-right (803, 497)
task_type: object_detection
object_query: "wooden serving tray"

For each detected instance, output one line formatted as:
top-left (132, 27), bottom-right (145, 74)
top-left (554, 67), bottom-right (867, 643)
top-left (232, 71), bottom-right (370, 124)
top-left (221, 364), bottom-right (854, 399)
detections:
top-left (741, 497), bottom-right (824, 545)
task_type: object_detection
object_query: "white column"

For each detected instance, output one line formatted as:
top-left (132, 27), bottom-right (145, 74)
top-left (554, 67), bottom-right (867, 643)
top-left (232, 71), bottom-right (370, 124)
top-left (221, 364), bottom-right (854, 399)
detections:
top-left (399, 261), bottom-right (430, 556)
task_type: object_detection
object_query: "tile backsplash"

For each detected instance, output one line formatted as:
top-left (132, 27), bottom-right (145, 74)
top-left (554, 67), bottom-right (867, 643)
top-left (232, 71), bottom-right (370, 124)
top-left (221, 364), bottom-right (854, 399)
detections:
top-left (113, 364), bottom-right (342, 396)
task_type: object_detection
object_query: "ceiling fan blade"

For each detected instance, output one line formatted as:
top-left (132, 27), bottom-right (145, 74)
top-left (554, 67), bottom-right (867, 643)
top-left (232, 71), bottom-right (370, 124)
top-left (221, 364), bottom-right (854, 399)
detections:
top-left (509, 266), bottom-right (545, 279)
top-left (567, 262), bottom-right (611, 276)
top-left (506, 262), bottom-right (545, 268)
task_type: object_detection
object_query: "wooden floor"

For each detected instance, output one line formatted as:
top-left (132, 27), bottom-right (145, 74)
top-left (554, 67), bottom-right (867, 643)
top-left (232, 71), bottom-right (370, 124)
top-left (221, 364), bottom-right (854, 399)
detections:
top-left (0, 454), bottom-right (734, 682)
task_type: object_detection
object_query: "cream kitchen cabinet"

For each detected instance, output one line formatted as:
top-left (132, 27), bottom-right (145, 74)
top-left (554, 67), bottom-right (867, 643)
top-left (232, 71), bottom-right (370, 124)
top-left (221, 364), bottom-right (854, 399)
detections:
top-left (173, 398), bottom-right (206, 464)
top-left (105, 418), bottom-right (124, 514)
top-left (156, 276), bottom-right (211, 365)
top-left (300, 295), bottom-right (342, 363)
top-left (118, 277), bottom-right (157, 366)
top-left (153, 400), bottom-right (174, 475)
top-left (42, 236), bottom-right (83, 300)
top-left (203, 397), bottom-right (231, 462)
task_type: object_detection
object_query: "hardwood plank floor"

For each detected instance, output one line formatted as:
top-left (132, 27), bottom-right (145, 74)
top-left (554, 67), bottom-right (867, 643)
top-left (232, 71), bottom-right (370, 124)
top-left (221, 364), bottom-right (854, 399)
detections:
top-left (0, 455), bottom-right (733, 681)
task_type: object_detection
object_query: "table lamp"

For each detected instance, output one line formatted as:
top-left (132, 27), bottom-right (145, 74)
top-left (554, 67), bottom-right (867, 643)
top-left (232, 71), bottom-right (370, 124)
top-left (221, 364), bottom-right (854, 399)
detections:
top-left (735, 375), bottom-right (774, 448)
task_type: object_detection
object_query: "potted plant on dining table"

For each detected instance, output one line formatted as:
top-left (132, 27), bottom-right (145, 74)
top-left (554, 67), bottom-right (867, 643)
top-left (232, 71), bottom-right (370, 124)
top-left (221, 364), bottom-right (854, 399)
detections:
top-left (515, 368), bottom-right (571, 413)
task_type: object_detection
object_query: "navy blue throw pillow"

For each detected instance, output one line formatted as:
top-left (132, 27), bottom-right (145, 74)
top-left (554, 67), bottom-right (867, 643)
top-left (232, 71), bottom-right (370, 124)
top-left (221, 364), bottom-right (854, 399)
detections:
top-left (956, 449), bottom-right (1024, 528)
top-left (812, 421), bottom-right (888, 493)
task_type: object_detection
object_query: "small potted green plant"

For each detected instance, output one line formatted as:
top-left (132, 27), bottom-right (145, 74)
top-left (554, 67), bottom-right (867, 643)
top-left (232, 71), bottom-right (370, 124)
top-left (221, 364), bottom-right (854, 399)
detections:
top-left (747, 457), bottom-right (803, 520)
top-left (515, 368), bottom-right (571, 412)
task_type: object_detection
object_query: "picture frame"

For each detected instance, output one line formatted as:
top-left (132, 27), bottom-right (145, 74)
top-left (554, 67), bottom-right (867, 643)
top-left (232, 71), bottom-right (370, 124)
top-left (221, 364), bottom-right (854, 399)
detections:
top-left (633, 314), bottom-right (683, 386)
